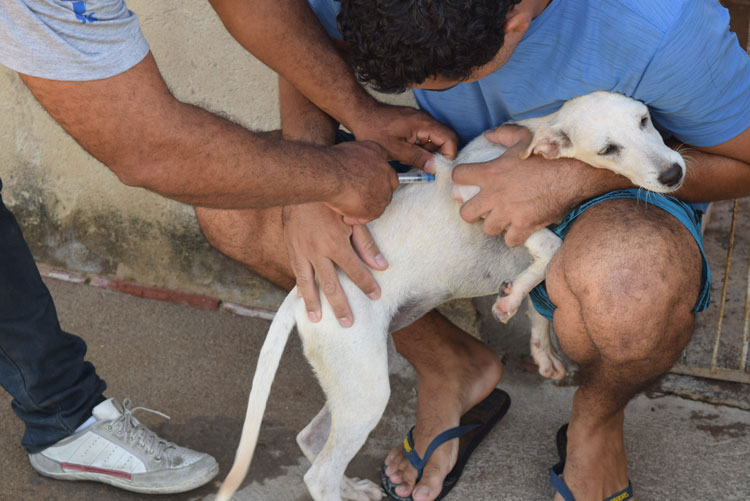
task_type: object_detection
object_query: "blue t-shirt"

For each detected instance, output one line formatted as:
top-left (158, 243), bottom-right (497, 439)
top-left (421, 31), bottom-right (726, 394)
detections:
top-left (309, 0), bottom-right (750, 149)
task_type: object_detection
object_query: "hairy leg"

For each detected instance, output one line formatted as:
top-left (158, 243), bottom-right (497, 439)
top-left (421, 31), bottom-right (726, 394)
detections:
top-left (384, 313), bottom-right (503, 501)
top-left (196, 206), bottom-right (503, 501)
top-left (546, 199), bottom-right (702, 500)
top-left (195, 206), bottom-right (293, 289)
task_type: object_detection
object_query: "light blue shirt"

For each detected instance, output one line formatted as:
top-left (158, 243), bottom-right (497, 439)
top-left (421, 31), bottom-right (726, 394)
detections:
top-left (309, 0), bottom-right (750, 148)
top-left (0, 0), bottom-right (149, 81)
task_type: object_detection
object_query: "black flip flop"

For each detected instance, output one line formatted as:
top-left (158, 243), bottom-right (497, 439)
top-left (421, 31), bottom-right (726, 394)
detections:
top-left (549, 423), bottom-right (634, 501)
top-left (381, 388), bottom-right (511, 500)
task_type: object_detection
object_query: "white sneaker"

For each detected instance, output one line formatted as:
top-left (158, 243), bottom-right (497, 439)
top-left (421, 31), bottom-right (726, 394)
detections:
top-left (28, 398), bottom-right (219, 494)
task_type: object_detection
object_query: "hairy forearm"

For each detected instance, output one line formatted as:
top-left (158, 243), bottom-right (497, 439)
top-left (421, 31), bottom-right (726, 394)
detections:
top-left (126, 99), bottom-right (344, 209)
top-left (671, 146), bottom-right (750, 202)
top-left (210, 0), bottom-right (374, 132)
top-left (279, 75), bottom-right (338, 145)
top-left (20, 54), bottom-right (345, 210)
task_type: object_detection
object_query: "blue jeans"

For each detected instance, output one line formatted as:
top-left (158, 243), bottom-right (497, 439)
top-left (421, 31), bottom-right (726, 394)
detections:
top-left (0, 178), bottom-right (105, 453)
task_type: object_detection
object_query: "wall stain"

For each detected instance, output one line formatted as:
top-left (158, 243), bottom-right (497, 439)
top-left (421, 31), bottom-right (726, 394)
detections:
top-left (696, 422), bottom-right (748, 438)
top-left (690, 411), bottom-right (721, 421)
top-left (2, 161), bottom-right (286, 309)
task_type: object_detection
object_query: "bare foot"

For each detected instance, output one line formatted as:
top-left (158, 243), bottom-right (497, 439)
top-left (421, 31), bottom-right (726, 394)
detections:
top-left (385, 319), bottom-right (503, 501)
top-left (553, 414), bottom-right (630, 501)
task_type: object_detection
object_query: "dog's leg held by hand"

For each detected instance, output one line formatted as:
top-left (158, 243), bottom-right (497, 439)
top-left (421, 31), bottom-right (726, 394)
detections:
top-left (493, 228), bottom-right (561, 322)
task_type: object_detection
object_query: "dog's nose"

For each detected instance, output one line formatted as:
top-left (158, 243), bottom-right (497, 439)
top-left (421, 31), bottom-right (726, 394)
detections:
top-left (658, 163), bottom-right (683, 187)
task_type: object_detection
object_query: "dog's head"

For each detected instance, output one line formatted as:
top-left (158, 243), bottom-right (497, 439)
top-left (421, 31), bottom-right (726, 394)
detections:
top-left (519, 92), bottom-right (686, 193)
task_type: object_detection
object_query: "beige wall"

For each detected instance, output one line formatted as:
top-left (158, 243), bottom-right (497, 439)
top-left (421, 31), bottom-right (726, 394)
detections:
top-left (0, 1), bottom-right (415, 310)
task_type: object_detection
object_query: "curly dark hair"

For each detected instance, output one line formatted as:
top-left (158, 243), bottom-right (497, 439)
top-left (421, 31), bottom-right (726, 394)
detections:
top-left (337, 0), bottom-right (523, 93)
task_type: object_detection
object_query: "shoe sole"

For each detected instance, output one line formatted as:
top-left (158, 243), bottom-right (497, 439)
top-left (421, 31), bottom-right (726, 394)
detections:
top-left (29, 453), bottom-right (219, 494)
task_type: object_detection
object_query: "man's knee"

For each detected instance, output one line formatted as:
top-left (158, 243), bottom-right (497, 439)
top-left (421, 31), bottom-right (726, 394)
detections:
top-left (547, 200), bottom-right (702, 364)
top-left (194, 206), bottom-right (290, 280)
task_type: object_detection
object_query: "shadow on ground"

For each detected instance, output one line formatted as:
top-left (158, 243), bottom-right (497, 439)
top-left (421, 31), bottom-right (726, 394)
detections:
top-left (1, 278), bottom-right (749, 500)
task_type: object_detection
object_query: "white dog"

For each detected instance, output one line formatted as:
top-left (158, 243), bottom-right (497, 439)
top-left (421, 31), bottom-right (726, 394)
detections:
top-left (216, 91), bottom-right (685, 501)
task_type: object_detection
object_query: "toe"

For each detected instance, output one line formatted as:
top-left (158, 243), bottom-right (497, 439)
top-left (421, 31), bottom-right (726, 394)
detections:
top-left (384, 463), bottom-right (399, 479)
top-left (394, 478), bottom-right (415, 497)
top-left (385, 445), bottom-right (401, 466)
top-left (390, 455), bottom-right (420, 497)
top-left (411, 466), bottom-right (446, 501)
top-left (410, 443), bottom-right (456, 501)
top-left (395, 456), bottom-right (416, 485)
top-left (386, 453), bottom-right (413, 485)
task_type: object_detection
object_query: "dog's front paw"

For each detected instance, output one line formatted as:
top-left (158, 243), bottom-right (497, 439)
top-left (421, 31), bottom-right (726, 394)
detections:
top-left (492, 290), bottom-right (523, 323)
top-left (341, 477), bottom-right (384, 501)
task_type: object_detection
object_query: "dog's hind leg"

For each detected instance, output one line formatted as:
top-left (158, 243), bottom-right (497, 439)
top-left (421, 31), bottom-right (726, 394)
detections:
top-left (299, 319), bottom-right (390, 501)
top-left (299, 405), bottom-right (380, 499)
top-left (297, 405), bottom-right (331, 465)
top-left (493, 228), bottom-right (561, 322)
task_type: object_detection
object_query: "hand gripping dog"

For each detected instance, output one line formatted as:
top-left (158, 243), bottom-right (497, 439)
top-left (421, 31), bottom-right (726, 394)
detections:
top-left (217, 91), bottom-right (685, 500)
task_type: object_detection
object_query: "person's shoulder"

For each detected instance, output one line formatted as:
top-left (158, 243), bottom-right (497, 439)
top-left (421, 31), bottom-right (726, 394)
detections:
top-left (603, 0), bottom-right (695, 35)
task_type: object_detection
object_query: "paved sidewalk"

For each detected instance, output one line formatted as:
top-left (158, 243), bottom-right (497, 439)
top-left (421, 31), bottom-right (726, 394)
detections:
top-left (2, 277), bottom-right (749, 500)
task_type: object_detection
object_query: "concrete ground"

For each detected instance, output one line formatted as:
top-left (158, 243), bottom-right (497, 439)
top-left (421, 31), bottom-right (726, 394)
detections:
top-left (2, 276), bottom-right (749, 501)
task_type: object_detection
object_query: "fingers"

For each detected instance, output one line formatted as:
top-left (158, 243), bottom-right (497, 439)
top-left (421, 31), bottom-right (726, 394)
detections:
top-left (388, 124), bottom-right (458, 173)
top-left (312, 258), bottom-right (353, 327)
top-left (416, 125), bottom-right (458, 160)
top-left (391, 140), bottom-right (437, 174)
top-left (335, 246), bottom-right (381, 302)
top-left (352, 225), bottom-right (388, 271)
top-left (342, 215), bottom-right (370, 226)
top-left (458, 197), bottom-right (486, 224)
top-left (484, 124), bottom-right (532, 148)
top-left (503, 224), bottom-right (531, 248)
top-left (325, 140), bottom-right (397, 221)
top-left (479, 210), bottom-right (534, 247)
top-left (290, 254), bottom-right (322, 323)
top-left (451, 161), bottom-right (488, 187)
top-left (480, 212), bottom-right (508, 237)
top-left (284, 203), bottom-right (388, 328)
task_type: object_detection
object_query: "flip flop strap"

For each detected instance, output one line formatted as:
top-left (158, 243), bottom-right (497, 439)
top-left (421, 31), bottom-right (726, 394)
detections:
top-left (549, 466), bottom-right (633, 501)
top-left (604, 481), bottom-right (633, 501)
top-left (403, 424), bottom-right (480, 479)
top-left (549, 462), bottom-right (575, 501)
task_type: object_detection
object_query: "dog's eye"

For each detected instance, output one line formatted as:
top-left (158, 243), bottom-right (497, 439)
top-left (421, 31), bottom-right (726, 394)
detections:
top-left (598, 143), bottom-right (621, 156)
top-left (640, 115), bottom-right (649, 129)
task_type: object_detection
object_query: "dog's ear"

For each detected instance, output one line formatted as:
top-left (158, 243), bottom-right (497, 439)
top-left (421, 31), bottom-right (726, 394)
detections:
top-left (520, 128), bottom-right (572, 160)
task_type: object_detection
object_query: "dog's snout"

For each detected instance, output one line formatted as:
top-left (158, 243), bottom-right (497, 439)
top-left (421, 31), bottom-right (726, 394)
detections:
top-left (658, 163), bottom-right (683, 187)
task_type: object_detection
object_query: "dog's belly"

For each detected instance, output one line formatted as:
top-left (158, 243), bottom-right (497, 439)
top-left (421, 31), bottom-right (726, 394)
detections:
top-left (388, 290), bottom-right (452, 332)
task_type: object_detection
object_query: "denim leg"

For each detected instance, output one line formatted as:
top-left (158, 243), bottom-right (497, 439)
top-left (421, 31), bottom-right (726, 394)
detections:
top-left (0, 180), bottom-right (106, 453)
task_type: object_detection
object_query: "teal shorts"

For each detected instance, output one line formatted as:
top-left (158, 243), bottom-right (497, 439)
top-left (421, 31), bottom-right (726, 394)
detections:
top-left (528, 189), bottom-right (711, 322)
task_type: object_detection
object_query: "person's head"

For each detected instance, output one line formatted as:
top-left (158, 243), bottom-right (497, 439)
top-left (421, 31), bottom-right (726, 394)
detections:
top-left (337, 0), bottom-right (529, 93)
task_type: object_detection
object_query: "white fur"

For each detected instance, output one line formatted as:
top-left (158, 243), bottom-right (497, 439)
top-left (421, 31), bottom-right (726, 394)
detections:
top-left (216, 91), bottom-right (684, 500)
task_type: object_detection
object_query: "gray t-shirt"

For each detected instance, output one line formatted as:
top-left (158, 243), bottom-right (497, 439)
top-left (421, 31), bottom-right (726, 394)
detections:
top-left (0, 0), bottom-right (149, 80)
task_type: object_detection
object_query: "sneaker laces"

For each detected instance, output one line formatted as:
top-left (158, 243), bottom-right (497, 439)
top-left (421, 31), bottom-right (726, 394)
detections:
top-left (110, 398), bottom-right (175, 462)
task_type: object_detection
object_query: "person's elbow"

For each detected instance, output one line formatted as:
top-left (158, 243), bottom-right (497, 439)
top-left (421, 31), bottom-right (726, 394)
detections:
top-left (106, 148), bottom-right (166, 190)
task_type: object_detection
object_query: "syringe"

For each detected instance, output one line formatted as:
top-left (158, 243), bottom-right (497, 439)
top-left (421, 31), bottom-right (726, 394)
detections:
top-left (397, 172), bottom-right (436, 184)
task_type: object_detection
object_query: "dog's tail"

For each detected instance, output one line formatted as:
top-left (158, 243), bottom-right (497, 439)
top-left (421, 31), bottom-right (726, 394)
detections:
top-left (216, 289), bottom-right (298, 500)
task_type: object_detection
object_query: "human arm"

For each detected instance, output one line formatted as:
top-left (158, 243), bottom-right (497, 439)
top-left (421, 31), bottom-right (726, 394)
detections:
top-left (208, 0), bottom-right (458, 168)
top-left (279, 75), bottom-right (388, 326)
top-left (453, 125), bottom-right (750, 248)
top-left (20, 53), bottom-right (397, 221)
top-left (455, 1), bottom-right (750, 247)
